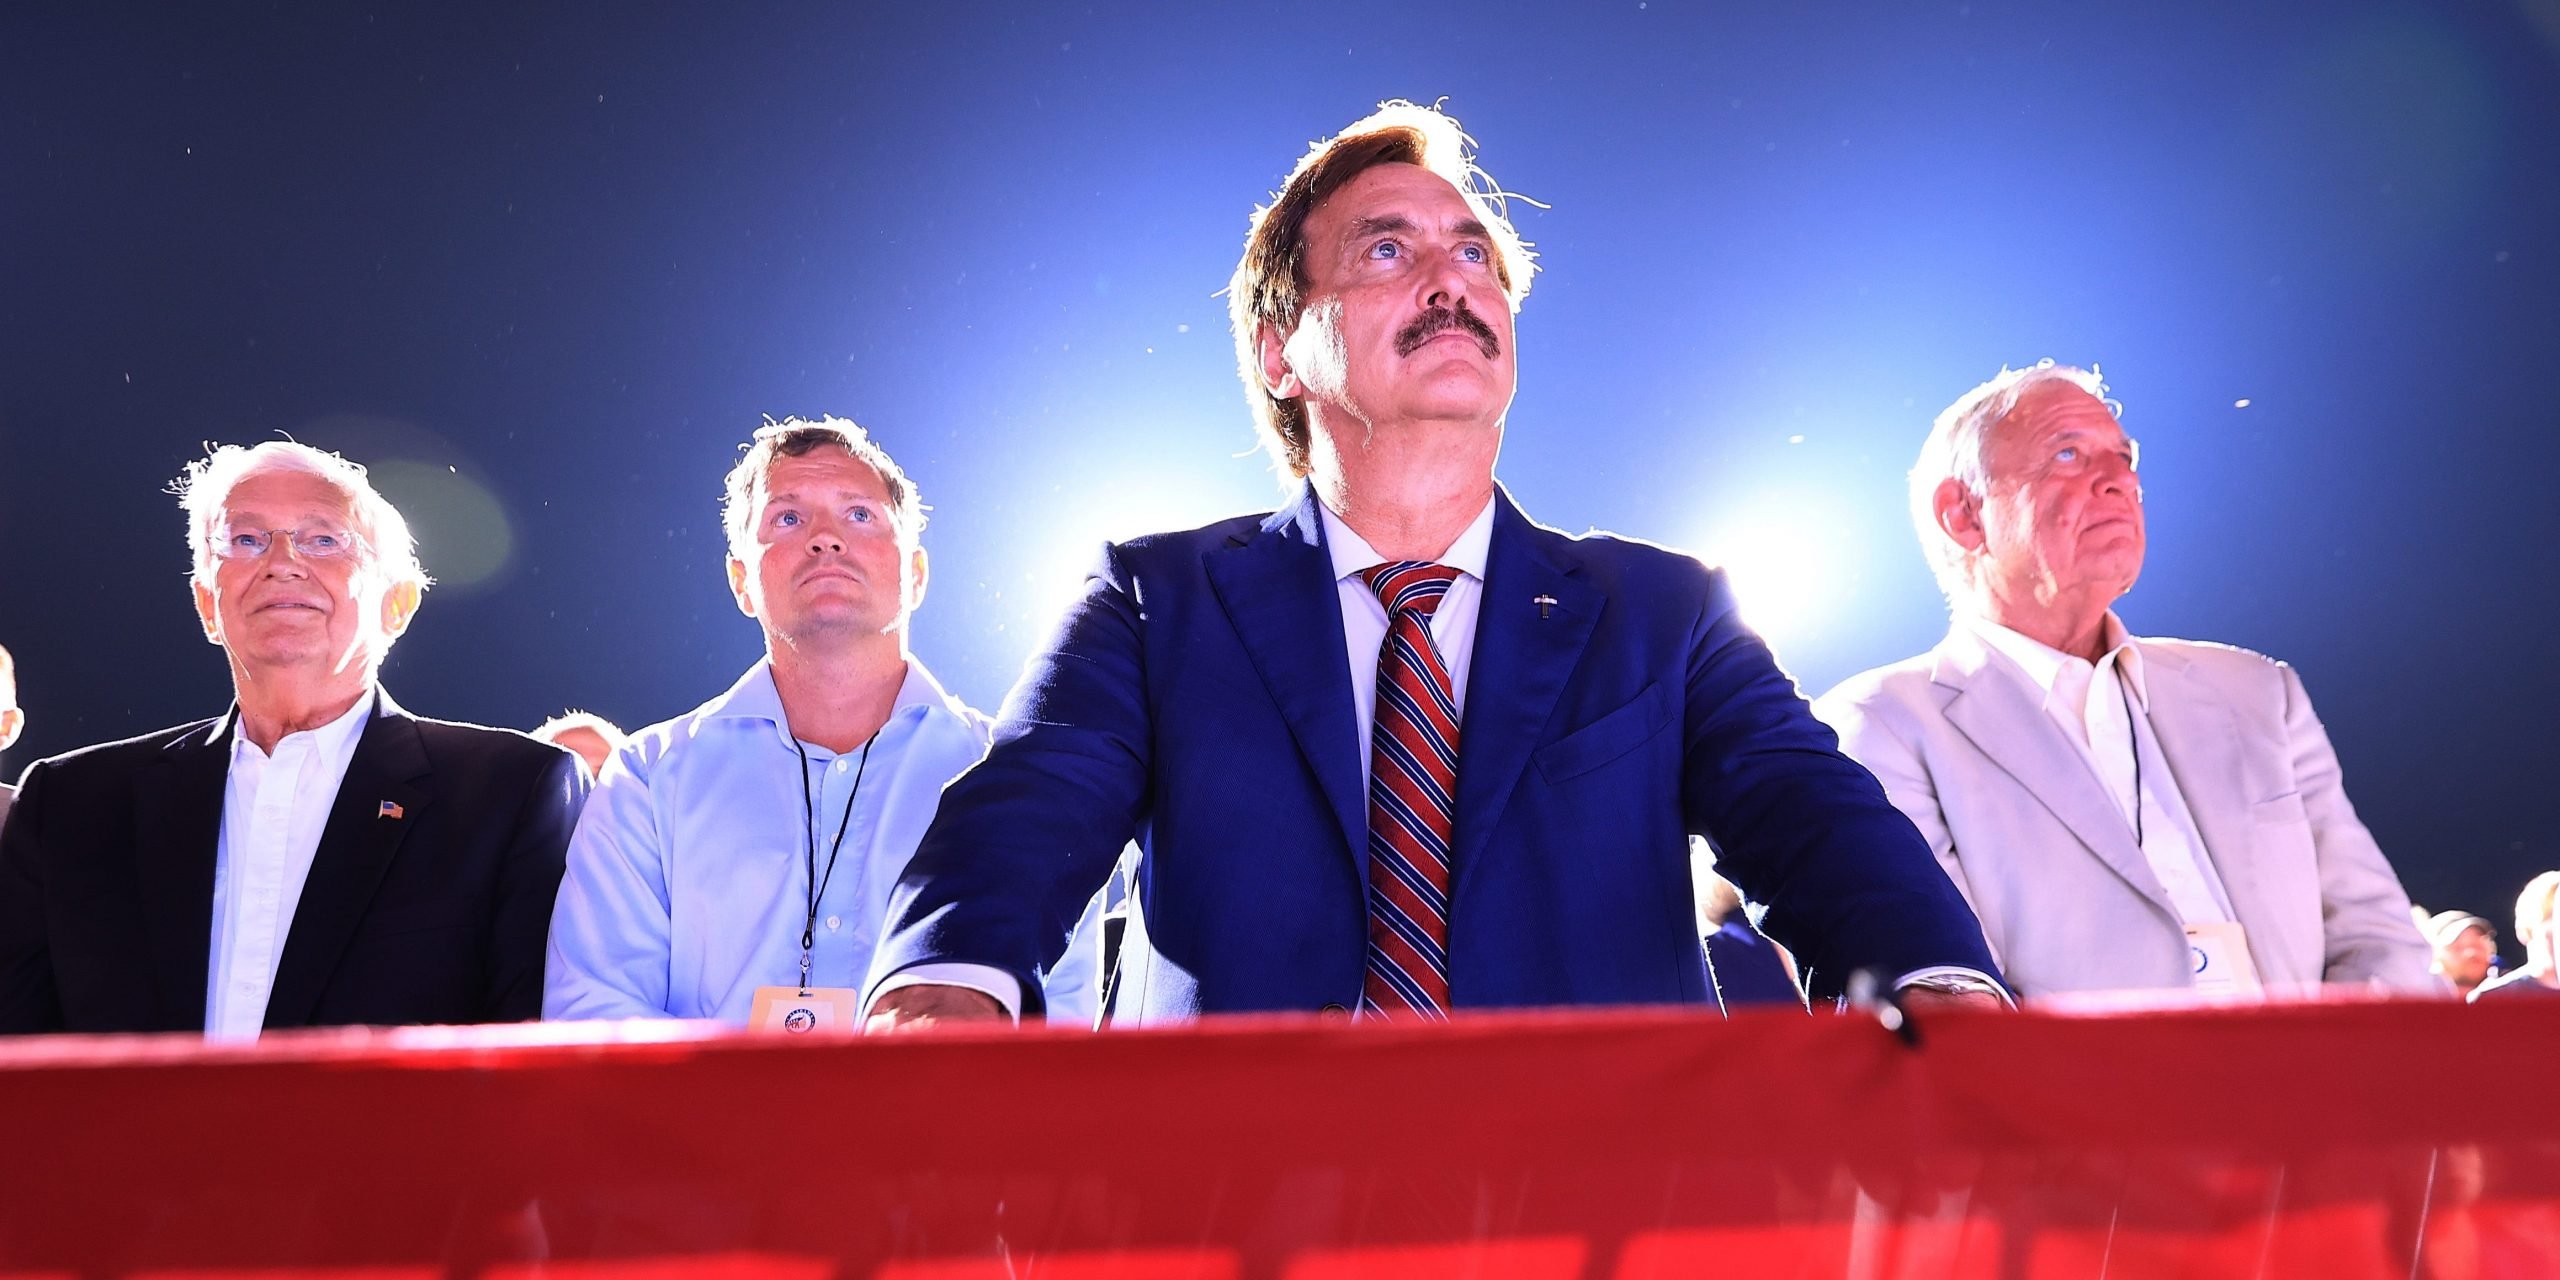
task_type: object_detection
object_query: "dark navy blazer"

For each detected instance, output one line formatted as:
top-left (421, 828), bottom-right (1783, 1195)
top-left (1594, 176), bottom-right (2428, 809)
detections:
top-left (0, 689), bottom-right (583, 1034)
top-left (877, 485), bottom-right (1998, 1018)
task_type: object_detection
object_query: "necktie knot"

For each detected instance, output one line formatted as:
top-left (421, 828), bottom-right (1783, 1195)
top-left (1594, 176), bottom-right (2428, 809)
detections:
top-left (1359, 561), bottom-right (1460, 620)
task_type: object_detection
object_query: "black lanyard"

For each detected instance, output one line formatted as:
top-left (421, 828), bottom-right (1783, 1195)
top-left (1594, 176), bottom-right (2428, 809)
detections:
top-left (791, 735), bottom-right (873, 993)
top-left (2115, 669), bottom-right (2145, 849)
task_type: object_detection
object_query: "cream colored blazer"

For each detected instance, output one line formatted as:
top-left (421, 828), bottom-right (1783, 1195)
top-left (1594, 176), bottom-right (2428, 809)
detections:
top-left (1814, 626), bottom-right (2437, 998)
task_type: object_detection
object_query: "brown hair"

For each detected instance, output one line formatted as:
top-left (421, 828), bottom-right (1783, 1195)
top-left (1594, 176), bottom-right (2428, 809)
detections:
top-left (1226, 101), bottom-right (1537, 478)
top-left (720, 416), bottom-right (923, 559)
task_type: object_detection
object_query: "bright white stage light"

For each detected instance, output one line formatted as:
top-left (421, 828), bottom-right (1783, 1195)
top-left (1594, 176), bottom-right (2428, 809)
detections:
top-left (1017, 465), bottom-right (1266, 632)
top-left (1694, 496), bottom-right (1854, 653)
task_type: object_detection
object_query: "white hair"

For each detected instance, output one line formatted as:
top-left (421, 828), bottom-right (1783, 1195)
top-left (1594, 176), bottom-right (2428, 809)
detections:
top-left (173, 441), bottom-right (430, 592)
top-left (1908, 360), bottom-right (2112, 603)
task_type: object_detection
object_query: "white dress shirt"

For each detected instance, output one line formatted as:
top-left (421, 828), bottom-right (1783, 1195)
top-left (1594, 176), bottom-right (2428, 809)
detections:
top-left (206, 693), bottom-right (373, 1041)
top-left (547, 658), bottom-right (1122, 1024)
top-left (1968, 613), bottom-right (2235, 926)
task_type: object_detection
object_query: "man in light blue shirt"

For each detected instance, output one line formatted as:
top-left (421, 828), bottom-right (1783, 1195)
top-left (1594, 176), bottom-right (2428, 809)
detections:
top-left (544, 417), bottom-right (1099, 1026)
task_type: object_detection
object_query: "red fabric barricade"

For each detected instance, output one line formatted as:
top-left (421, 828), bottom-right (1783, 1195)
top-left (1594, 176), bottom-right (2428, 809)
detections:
top-left (1, 999), bottom-right (2555, 1277)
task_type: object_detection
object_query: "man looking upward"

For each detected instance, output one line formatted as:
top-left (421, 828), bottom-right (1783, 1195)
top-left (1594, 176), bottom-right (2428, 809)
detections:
top-left (545, 419), bottom-right (1100, 1027)
top-left (0, 442), bottom-right (584, 1036)
top-left (1815, 363), bottom-right (2435, 999)
top-left (867, 102), bottom-right (2000, 1026)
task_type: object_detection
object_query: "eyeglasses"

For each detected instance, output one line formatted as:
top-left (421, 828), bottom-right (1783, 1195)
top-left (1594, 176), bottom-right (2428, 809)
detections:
top-left (213, 526), bottom-right (367, 561)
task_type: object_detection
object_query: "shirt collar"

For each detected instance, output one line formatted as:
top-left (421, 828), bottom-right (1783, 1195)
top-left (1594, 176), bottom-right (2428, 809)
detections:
top-left (226, 686), bottom-right (375, 765)
top-left (1965, 611), bottom-right (2149, 713)
top-left (1317, 494), bottom-right (1496, 585)
top-left (701, 656), bottom-right (965, 752)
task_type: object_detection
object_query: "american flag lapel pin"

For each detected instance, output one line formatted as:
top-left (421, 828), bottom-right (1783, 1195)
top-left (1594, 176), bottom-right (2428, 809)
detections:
top-left (378, 800), bottom-right (406, 820)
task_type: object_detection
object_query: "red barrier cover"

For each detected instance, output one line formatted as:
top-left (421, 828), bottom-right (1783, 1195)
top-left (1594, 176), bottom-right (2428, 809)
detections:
top-left (2, 999), bottom-right (2555, 1278)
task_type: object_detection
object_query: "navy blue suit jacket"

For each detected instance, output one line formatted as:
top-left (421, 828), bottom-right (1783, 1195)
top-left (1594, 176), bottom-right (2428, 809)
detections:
top-left (876, 485), bottom-right (1997, 1017)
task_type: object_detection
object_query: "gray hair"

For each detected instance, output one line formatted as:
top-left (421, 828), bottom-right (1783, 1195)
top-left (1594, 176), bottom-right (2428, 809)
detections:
top-left (174, 441), bottom-right (430, 592)
top-left (1908, 360), bottom-right (2112, 603)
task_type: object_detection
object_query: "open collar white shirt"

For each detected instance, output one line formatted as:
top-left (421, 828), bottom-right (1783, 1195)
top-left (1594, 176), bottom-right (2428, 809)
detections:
top-left (545, 657), bottom-right (1000, 1024)
top-left (1967, 612), bottom-right (2235, 927)
top-left (207, 691), bottom-right (374, 1041)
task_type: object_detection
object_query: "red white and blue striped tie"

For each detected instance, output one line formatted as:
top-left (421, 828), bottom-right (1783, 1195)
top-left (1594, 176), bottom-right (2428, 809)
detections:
top-left (1357, 561), bottom-right (1462, 1019)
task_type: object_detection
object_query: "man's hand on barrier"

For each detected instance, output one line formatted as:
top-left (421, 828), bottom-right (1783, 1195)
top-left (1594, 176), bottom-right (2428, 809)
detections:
top-left (1897, 986), bottom-right (2007, 1016)
top-left (864, 983), bottom-right (1006, 1033)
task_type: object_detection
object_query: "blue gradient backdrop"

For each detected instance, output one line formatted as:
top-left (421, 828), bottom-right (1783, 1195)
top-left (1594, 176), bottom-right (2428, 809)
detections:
top-left (5, 3), bottom-right (2556, 943)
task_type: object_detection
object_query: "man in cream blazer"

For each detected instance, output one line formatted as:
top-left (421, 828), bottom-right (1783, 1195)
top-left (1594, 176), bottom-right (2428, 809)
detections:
top-left (1814, 362), bottom-right (2436, 999)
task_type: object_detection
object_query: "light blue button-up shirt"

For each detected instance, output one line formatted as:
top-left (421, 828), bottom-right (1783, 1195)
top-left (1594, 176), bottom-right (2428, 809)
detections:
top-left (543, 657), bottom-right (1100, 1025)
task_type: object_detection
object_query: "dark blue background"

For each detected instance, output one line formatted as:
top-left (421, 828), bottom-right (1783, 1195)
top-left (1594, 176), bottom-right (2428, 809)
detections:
top-left (5, 3), bottom-right (2554, 941)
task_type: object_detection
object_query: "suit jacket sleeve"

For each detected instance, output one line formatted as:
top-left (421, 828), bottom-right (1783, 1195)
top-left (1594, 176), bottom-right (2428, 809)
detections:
top-left (871, 543), bottom-right (1151, 1015)
top-left (1676, 568), bottom-right (1999, 997)
top-left (2281, 663), bottom-right (2437, 990)
top-left (487, 749), bottom-right (585, 1021)
top-left (0, 762), bottom-right (63, 1033)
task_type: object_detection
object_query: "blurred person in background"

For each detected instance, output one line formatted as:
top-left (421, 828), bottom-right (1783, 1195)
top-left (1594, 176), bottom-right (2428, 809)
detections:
top-left (0, 442), bottom-right (585, 1037)
top-left (1695, 858), bottom-right (1803, 1012)
top-left (2471, 873), bottom-right (2560, 1001)
top-left (1816, 362), bottom-right (2436, 1001)
top-left (2416, 907), bottom-right (2499, 998)
top-left (0, 644), bottom-right (23, 831)
top-left (533, 711), bottom-right (627, 783)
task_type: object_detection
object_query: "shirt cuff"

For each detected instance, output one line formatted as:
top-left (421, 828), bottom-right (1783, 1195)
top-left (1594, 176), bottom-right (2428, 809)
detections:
top-left (1892, 965), bottom-right (2016, 1008)
top-left (866, 963), bottom-right (1025, 1023)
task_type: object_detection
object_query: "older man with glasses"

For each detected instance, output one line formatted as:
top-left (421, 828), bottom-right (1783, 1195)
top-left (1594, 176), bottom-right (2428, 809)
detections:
top-left (0, 441), bottom-right (587, 1037)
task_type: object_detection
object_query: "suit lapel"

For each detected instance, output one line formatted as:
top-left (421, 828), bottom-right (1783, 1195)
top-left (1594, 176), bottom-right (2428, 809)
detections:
top-left (134, 717), bottom-right (233, 1029)
top-left (2137, 645), bottom-right (2256, 914)
top-left (1451, 491), bottom-right (1597, 890)
top-left (263, 689), bottom-right (430, 1029)
top-left (1933, 628), bottom-right (2179, 920)
top-left (1204, 489), bottom-right (1368, 867)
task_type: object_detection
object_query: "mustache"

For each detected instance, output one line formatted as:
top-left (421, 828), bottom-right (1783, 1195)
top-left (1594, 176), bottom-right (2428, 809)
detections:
top-left (1394, 301), bottom-right (1501, 359)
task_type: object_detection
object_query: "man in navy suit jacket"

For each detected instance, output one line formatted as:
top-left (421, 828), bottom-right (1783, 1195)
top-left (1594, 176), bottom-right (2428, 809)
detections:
top-left (0, 442), bottom-right (582, 1036)
top-left (865, 102), bottom-right (2001, 1024)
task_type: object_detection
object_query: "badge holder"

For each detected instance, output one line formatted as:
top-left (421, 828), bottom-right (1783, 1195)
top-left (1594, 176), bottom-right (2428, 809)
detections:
top-left (2186, 920), bottom-right (2264, 1000)
top-left (749, 984), bottom-right (861, 1035)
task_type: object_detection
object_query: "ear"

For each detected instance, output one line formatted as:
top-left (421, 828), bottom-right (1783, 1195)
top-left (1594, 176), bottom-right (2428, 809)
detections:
top-left (1256, 320), bottom-right (1304, 401)
top-left (378, 579), bottom-right (423, 641)
top-left (192, 577), bottom-right (225, 645)
top-left (726, 555), bottom-right (758, 620)
top-left (905, 544), bottom-right (931, 615)
top-left (0, 707), bottom-right (22, 752)
top-left (1932, 478), bottom-right (1987, 555)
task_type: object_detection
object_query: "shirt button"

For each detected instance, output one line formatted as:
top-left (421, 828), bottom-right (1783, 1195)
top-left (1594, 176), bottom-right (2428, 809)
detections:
top-left (833, 759), bottom-right (849, 774)
top-left (826, 915), bottom-right (842, 931)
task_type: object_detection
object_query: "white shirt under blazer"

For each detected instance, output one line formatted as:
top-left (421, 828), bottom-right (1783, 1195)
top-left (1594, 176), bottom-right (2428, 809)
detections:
top-left (1813, 619), bottom-right (2437, 998)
